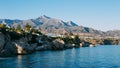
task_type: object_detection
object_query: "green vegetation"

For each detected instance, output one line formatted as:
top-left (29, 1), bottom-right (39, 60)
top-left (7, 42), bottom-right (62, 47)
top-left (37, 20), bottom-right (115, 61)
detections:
top-left (0, 23), bottom-right (40, 41)
top-left (24, 23), bottom-right (31, 33)
top-left (16, 24), bottom-right (23, 34)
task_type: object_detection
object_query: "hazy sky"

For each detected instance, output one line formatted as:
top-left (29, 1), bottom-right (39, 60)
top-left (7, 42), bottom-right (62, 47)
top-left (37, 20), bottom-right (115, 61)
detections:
top-left (0, 0), bottom-right (120, 31)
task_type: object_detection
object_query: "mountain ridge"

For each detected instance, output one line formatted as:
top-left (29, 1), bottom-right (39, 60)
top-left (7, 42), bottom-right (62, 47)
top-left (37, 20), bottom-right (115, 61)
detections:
top-left (0, 15), bottom-right (120, 38)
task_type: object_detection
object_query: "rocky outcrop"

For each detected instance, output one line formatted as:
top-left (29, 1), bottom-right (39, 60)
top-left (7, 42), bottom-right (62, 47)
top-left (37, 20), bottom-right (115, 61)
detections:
top-left (13, 37), bottom-right (37, 54)
top-left (0, 32), bottom-right (5, 52)
top-left (0, 29), bottom-right (94, 57)
top-left (0, 33), bottom-right (18, 57)
top-left (35, 45), bottom-right (45, 51)
top-left (36, 39), bottom-right (65, 51)
top-left (35, 42), bottom-right (52, 51)
top-left (80, 42), bottom-right (90, 47)
top-left (51, 39), bottom-right (65, 50)
top-left (65, 44), bottom-right (75, 49)
top-left (0, 41), bottom-right (17, 57)
top-left (0, 32), bottom-right (37, 57)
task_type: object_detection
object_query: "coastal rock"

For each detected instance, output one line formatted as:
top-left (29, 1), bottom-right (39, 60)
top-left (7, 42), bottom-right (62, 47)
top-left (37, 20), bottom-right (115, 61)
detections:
top-left (35, 45), bottom-right (45, 51)
top-left (80, 43), bottom-right (83, 47)
top-left (13, 37), bottom-right (37, 54)
top-left (0, 32), bottom-right (5, 51)
top-left (0, 33), bottom-right (18, 57)
top-left (51, 39), bottom-right (65, 50)
top-left (0, 34), bottom-right (37, 56)
top-left (43, 42), bottom-right (52, 50)
top-left (65, 44), bottom-right (74, 49)
top-left (81, 42), bottom-right (90, 47)
top-left (36, 42), bottom-right (52, 51)
top-left (29, 43), bottom-right (37, 51)
top-left (0, 41), bottom-right (17, 56)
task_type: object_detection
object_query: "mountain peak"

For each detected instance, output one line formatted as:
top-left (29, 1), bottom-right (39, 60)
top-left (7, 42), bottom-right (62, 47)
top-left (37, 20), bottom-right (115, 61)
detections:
top-left (40, 15), bottom-right (51, 19)
top-left (67, 21), bottom-right (78, 26)
top-left (1, 15), bottom-right (120, 38)
top-left (35, 15), bottom-right (51, 21)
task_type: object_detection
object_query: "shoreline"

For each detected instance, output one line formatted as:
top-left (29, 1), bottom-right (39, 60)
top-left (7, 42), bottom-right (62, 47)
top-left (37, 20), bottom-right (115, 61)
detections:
top-left (0, 25), bottom-right (120, 57)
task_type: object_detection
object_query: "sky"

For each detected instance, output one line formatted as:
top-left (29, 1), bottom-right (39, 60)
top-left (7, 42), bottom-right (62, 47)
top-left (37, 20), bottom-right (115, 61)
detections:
top-left (0, 0), bottom-right (120, 31)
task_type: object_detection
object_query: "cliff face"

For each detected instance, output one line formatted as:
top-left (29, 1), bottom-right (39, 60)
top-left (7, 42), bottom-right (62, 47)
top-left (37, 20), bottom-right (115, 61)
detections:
top-left (0, 32), bottom-right (17, 56)
top-left (0, 32), bottom-right (5, 52)
top-left (0, 32), bottom-right (73, 57)
top-left (0, 32), bottom-right (37, 57)
top-left (0, 29), bottom-right (120, 57)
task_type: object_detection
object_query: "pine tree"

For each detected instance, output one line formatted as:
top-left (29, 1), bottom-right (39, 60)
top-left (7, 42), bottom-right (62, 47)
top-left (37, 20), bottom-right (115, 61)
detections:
top-left (16, 24), bottom-right (22, 34)
top-left (0, 24), bottom-right (7, 34)
top-left (24, 23), bottom-right (31, 33)
top-left (0, 24), bottom-right (6, 28)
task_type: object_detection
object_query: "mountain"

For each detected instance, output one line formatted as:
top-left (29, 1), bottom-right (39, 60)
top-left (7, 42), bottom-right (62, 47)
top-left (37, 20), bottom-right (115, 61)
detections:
top-left (66, 21), bottom-right (78, 26)
top-left (106, 30), bottom-right (120, 38)
top-left (0, 15), bottom-right (119, 38)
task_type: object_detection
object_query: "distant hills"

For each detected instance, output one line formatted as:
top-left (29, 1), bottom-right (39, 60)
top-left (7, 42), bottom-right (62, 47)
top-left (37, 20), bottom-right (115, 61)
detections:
top-left (0, 15), bottom-right (120, 38)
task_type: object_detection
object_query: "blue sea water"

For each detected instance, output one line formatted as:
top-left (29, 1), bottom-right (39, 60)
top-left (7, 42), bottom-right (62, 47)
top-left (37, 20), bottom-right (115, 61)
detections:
top-left (1, 45), bottom-right (120, 68)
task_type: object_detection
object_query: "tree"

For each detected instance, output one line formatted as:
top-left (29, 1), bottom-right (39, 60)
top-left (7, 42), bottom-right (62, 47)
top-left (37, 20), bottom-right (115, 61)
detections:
top-left (74, 35), bottom-right (80, 45)
top-left (16, 24), bottom-right (22, 34)
top-left (0, 24), bottom-right (7, 34)
top-left (0, 24), bottom-right (6, 28)
top-left (24, 23), bottom-right (31, 33)
top-left (10, 26), bottom-right (15, 31)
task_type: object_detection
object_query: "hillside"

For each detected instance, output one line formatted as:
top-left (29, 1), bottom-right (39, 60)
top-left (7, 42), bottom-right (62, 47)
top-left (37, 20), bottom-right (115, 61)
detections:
top-left (0, 15), bottom-right (120, 38)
